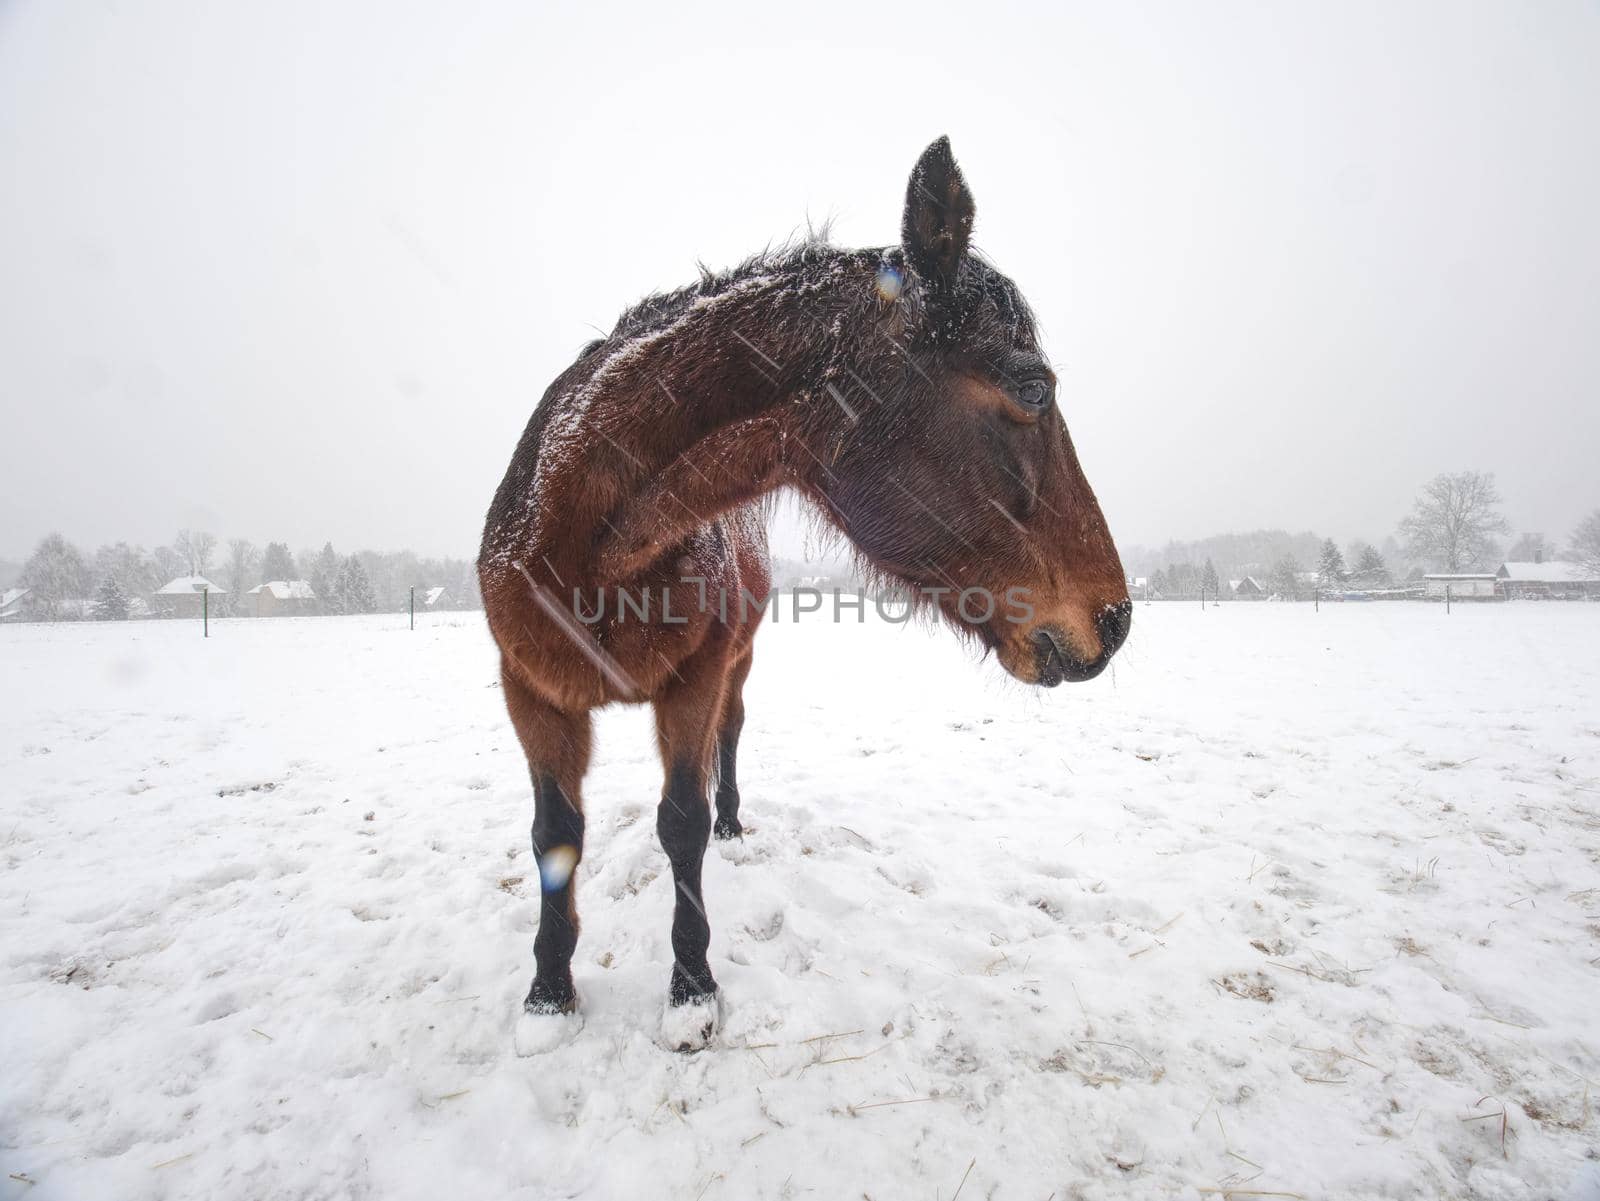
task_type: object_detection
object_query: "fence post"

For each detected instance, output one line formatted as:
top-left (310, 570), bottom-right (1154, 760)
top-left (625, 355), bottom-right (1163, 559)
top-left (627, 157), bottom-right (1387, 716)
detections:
top-left (410, 586), bottom-right (415, 631)
top-left (203, 587), bottom-right (209, 638)
top-left (1446, 583), bottom-right (1452, 614)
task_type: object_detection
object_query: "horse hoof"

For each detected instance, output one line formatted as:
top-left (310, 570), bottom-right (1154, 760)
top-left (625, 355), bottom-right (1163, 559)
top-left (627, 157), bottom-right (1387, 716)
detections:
top-left (660, 991), bottom-right (721, 1052)
top-left (515, 1005), bottom-right (583, 1056)
top-left (713, 815), bottom-right (743, 841)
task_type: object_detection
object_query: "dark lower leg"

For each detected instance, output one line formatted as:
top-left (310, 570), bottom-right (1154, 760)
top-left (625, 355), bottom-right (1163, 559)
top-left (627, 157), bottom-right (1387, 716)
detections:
top-left (658, 761), bottom-right (716, 1003)
top-left (528, 772), bottom-right (585, 1013)
top-left (713, 656), bottom-right (750, 841)
top-left (713, 730), bottom-right (742, 840)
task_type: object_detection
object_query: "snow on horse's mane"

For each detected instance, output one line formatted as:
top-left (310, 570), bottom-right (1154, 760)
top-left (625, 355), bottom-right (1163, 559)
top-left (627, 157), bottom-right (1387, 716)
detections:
top-left (606, 232), bottom-right (849, 345)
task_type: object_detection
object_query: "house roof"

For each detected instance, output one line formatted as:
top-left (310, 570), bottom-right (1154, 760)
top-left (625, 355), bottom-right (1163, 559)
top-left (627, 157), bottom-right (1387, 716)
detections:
top-left (423, 586), bottom-right (446, 605)
top-left (156, 575), bottom-right (225, 595)
top-left (1, 587), bottom-right (27, 607)
top-left (1424, 573), bottom-right (1496, 580)
top-left (249, 579), bottom-right (316, 599)
top-left (1497, 560), bottom-right (1596, 584)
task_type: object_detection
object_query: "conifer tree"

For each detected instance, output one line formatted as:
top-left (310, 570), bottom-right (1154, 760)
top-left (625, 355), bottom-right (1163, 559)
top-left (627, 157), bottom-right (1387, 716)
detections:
top-left (1317, 538), bottom-right (1347, 585)
top-left (1270, 554), bottom-right (1302, 600)
top-left (334, 555), bottom-right (376, 615)
top-left (1350, 543), bottom-right (1390, 586)
top-left (260, 542), bottom-right (296, 582)
top-left (309, 543), bottom-right (342, 612)
top-left (93, 575), bottom-right (130, 621)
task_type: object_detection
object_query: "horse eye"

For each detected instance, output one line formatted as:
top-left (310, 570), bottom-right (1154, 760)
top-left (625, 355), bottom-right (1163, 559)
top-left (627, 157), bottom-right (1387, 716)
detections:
top-left (1014, 379), bottom-right (1051, 408)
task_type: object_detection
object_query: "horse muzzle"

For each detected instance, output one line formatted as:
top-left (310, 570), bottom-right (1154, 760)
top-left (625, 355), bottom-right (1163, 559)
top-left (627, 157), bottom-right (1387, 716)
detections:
top-left (1007, 600), bottom-right (1132, 687)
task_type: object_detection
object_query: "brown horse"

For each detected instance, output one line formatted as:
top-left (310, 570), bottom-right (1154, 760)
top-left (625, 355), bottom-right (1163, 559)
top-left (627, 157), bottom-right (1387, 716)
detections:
top-left (479, 137), bottom-right (1129, 1051)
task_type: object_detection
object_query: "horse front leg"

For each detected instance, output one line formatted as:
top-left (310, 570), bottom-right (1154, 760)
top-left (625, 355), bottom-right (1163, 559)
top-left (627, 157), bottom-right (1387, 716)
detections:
top-left (500, 659), bottom-right (592, 1053)
top-left (652, 639), bottom-right (733, 1050)
top-left (529, 769), bottom-right (586, 1014)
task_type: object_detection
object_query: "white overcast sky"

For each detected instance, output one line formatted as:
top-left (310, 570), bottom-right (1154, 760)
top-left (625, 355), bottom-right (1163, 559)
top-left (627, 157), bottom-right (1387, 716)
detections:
top-left (1, 0), bottom-right (1596, 561)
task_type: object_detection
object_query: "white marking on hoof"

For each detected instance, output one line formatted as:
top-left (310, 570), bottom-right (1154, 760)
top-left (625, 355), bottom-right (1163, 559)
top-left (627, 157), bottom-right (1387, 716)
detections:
top-left (717, 834), bottom-right (764, 865)
top-left (515, 1007), bottom-right (583, 1057)
top-left (660, 992), bottom-right (722, 1052)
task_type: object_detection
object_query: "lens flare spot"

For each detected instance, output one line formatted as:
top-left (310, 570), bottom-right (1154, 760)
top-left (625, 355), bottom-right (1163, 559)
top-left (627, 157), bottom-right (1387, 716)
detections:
top-left (874, 266), bottom-right (903, 302)
top-left (539, 844), bottom-right (578, 892)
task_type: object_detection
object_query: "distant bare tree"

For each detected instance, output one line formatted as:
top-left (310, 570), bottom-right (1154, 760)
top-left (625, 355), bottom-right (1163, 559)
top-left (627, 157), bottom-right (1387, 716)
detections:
top-left (153, 544), bottom-right (185, 583)
top-left (93, 542), bottom-right (159, 597)
top-left (19, 533), bottom-right (91, 621)
top-left (1505, 532), bottom-right (1555, 562)
top-left (1269, 553), bottom-right (1302, 600)
top-left (224, 539), bottom-right (260, 614)
top-left (1571, 510), bottom-right (1600, 576)
top-left (1398, 471), bottom-right (1509, 571)
top-left (174, 528), bottom-right (217, 576)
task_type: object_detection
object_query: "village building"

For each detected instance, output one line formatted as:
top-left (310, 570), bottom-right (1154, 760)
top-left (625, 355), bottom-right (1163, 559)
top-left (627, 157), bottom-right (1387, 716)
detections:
top-left (154, 576), bottom-right (225, 618)
top-left (1496, 560), bottom-right (1600, 600)
top-left (1423, 573), bottom-right (1498, 601)
top-left (422, 586), bottom-right (449, 609)
top-left (1229, 576), bottom-right (1265, 599)
top-left (248, 579), bottom-right (318, 617)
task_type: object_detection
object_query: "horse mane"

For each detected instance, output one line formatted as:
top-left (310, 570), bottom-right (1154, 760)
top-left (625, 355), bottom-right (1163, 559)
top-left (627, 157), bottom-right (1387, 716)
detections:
top-left (602, 219), bottom-right (1036, 361)
top-left (606, 225), bottom-right (846, 346)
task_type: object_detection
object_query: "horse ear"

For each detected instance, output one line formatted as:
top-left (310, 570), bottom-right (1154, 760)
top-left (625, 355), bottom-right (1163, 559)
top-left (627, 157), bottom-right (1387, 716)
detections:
top-left (901, 136), bottom-right (975, 289)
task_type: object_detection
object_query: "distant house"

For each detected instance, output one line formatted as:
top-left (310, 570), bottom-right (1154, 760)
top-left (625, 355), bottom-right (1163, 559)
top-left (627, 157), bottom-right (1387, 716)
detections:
top-left (422, 586), bottom-right (449, 609)
top-left (154, 576), bottom-right (225, 618)
top-left (0, 587), bottom-right (28, 621)
top-left (1496, 560), bottom-right (1600, 600)
top-left (248, 579), bottom-right (317, 617)
top-left (1423, 573), bottom-right (1498, 601)
top-left (1230, 576), bottom-right (1265, 600)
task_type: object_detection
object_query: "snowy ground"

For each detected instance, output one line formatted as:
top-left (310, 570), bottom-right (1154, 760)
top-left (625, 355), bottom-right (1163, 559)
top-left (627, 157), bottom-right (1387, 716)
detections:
top-left (4, 603), bottom-right (1599, 1201)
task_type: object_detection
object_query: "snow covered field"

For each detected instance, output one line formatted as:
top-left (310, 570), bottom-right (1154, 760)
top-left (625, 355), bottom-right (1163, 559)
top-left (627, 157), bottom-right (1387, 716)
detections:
top-left (4, 603), bottom-right (1599, 1200)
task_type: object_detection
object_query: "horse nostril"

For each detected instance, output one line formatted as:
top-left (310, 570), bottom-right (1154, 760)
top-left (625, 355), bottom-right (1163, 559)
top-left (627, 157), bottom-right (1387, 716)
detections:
top-left (1095, 600), bottom-right (1133, 659)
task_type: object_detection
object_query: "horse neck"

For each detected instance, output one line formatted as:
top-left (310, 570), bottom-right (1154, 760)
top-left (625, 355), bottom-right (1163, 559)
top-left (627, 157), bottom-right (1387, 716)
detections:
top-left (529, 259), bottom-right (870, 571)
